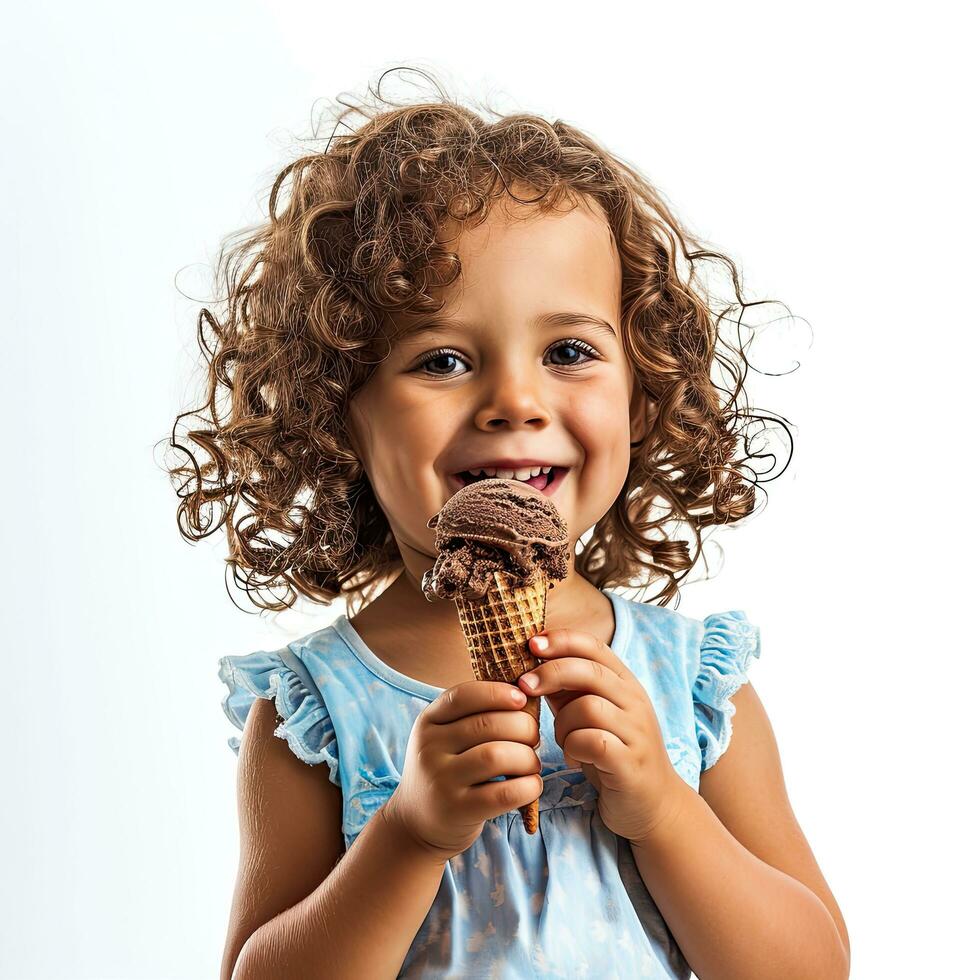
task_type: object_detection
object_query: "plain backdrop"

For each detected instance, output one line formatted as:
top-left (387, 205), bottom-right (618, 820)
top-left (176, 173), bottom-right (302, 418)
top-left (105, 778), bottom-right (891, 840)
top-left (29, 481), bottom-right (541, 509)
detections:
top-left (3, 1), bottom-right (976, 977)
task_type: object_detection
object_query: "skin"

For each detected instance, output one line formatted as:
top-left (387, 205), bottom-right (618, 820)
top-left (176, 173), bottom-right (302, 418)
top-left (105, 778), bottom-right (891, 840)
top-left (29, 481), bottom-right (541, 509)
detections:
top-left (347, 188), bottom-right (650, 683)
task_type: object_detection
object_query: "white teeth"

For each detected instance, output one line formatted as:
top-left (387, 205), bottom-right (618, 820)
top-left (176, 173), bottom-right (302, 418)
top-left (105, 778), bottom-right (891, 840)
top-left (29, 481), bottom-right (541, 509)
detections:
top-left (463, 465), bottom-right (554, 482)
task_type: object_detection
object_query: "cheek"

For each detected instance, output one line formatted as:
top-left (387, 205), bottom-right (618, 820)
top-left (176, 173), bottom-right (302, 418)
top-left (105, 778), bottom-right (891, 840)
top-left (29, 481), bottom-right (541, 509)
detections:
top-left (566, 387), bottom-right (631, 452)
top-left (388, 398), bottom-right (458, 465)
top-left (354, 391), bottom-right (455, 506)
top-left (563, 387), bottom-right (634, 511)
top-left (359, 385), bottom-right (441, 455)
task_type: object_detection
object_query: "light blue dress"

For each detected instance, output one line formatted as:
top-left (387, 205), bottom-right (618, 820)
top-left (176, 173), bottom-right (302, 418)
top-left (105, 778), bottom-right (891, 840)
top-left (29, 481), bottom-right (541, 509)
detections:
top-left (219, 589), bottom-right (761, 979)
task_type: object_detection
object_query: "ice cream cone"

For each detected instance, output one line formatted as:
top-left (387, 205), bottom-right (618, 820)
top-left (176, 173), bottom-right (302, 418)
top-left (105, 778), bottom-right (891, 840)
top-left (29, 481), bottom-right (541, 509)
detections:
top-left (454, 568), bottom-right (547, 834)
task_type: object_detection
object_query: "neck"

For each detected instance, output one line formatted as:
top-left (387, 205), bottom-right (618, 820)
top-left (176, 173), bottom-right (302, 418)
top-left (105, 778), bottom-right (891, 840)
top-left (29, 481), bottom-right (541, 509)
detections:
top-left (386, 554), bottom-right (598, 631)
top-left (349, 546), bottom-right (613, 690)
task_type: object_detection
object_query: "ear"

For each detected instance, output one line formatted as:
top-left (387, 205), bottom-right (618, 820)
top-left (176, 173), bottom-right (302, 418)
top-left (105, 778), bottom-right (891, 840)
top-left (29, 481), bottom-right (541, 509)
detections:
top-left (628, 372), bottom-right (655, 445)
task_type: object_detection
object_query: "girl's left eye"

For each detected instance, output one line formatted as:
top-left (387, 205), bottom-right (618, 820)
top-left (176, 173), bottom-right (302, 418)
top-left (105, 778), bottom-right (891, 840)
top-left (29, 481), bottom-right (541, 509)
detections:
top-left (413, 339), bottom-right (600, 378)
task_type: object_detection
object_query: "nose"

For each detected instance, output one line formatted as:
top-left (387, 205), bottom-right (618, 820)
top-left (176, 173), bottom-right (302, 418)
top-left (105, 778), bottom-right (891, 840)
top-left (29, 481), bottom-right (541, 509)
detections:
top-left (473, 361), bottom-right (551, 431)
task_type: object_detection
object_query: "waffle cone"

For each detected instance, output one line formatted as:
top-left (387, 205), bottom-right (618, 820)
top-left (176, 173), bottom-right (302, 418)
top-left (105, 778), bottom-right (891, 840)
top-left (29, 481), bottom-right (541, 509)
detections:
top-left (454, 569), bottom-right (548, 834)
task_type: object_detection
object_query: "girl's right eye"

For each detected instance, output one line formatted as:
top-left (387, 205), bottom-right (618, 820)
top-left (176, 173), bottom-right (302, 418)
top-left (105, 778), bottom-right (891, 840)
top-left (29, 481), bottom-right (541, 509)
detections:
top-left (414, 347), bottom-right (465, 377)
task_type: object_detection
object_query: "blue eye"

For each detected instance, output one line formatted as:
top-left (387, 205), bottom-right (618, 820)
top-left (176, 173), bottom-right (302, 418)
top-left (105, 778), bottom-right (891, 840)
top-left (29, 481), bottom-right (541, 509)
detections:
top-left (548, 340), bottom-right (598, 368)
top-left (414, 339), bottom-right (600, 378)
top-left (416, 348), bottom-right (465, 377)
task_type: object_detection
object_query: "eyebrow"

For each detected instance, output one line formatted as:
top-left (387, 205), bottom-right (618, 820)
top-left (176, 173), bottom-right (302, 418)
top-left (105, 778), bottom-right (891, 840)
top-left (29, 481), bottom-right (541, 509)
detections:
top-left (394, 310), bottom-right (618, 343)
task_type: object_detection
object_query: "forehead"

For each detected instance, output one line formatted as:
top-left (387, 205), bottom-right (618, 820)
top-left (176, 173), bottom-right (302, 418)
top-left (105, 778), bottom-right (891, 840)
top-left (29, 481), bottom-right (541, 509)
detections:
top-left (446, 192), bottom-right (617, 275)
top-left (392, 194), bottom-right (621, 337)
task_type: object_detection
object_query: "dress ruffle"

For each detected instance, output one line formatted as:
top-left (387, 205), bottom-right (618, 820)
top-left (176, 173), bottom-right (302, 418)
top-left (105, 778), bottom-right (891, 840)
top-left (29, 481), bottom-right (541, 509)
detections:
top-left (693, 611), bottom-right (762, 772)
top-left (218, 646), bottom-right (341, 789)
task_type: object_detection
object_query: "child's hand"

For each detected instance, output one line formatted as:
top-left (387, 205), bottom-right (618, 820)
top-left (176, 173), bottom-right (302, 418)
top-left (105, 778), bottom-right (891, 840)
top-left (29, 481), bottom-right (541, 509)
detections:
top-left (518, 628), bottom-right (688, 845)
top-left (385, 680), bottom-right (542, 863)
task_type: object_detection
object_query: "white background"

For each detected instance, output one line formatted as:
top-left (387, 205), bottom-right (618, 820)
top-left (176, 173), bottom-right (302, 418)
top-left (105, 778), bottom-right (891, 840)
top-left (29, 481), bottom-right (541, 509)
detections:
top-left (2, 1), bottom-right (976, 977)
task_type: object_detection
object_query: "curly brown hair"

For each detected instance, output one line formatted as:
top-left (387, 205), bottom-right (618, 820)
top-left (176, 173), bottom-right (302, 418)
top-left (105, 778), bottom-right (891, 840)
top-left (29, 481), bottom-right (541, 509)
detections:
top-left (161, 69), bottom-right (797, 619)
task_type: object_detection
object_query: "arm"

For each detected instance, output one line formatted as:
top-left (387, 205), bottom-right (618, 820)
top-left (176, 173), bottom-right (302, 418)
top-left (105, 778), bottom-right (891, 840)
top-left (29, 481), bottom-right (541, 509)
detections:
top-left (222, 696), bottom-right (447, 980)
top-left (234, 797), bottom-right (447, 980)
top-left (630, 682), bottom-right (850, 980)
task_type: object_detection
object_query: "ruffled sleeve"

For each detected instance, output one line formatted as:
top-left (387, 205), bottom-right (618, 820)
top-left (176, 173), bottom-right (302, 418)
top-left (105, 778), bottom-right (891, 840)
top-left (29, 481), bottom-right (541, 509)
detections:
top-left (218, 644), bottom-right (341, 789)
top-left (692, 611), bottom-right (762, 773)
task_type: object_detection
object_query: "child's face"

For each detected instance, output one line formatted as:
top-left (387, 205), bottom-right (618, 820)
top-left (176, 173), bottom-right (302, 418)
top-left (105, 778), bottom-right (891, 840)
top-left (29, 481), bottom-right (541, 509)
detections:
top-left (348, 192), bottom-right (648, 578)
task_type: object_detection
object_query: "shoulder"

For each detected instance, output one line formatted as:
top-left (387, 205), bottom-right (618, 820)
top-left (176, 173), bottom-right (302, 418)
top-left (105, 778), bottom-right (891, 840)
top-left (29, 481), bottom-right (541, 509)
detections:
top-left (218, 622), bottom-right (350, 783)
top-left (612, 593), bottom-right (759, 686)
top-left (611, 594), bottom-right (763, 764)
top-left (609, 591), bottom-right (700, 665)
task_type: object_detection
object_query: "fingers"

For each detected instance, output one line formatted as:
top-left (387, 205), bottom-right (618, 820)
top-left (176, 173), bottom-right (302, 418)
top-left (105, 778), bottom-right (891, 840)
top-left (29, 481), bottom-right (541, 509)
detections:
top-left (453, 739), bottom-right (542, 786)
top-left (563, 727), bottom-right (629, 777)
top-left (518, 654), bottom-right (630, 710)
top-left (527, 627), bottom-right (622, 673)
top-left (464, 773), bottom-right (544, 820)
top-left (426, 680), bottom-right (526, 725)
top-left (552, 694), bottom-right (632, 750)
top-left (443, 707), bottom-right (541, 754)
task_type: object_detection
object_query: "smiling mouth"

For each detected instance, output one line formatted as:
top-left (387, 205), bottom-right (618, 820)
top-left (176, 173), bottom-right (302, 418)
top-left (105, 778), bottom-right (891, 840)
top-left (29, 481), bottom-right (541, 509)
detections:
top-left (448, 466), bottom-right (570, 497)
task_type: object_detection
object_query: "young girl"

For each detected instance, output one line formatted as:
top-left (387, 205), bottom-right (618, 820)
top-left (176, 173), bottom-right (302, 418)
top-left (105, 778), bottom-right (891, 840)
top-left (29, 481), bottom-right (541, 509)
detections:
top-left (174, 78), bottom-right (850, 979)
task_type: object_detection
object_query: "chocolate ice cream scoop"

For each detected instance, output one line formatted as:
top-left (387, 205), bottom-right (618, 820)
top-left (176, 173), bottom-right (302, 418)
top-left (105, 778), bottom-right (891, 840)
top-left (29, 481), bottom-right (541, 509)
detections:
top-left (422, 478), bottom-right (570, 602)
